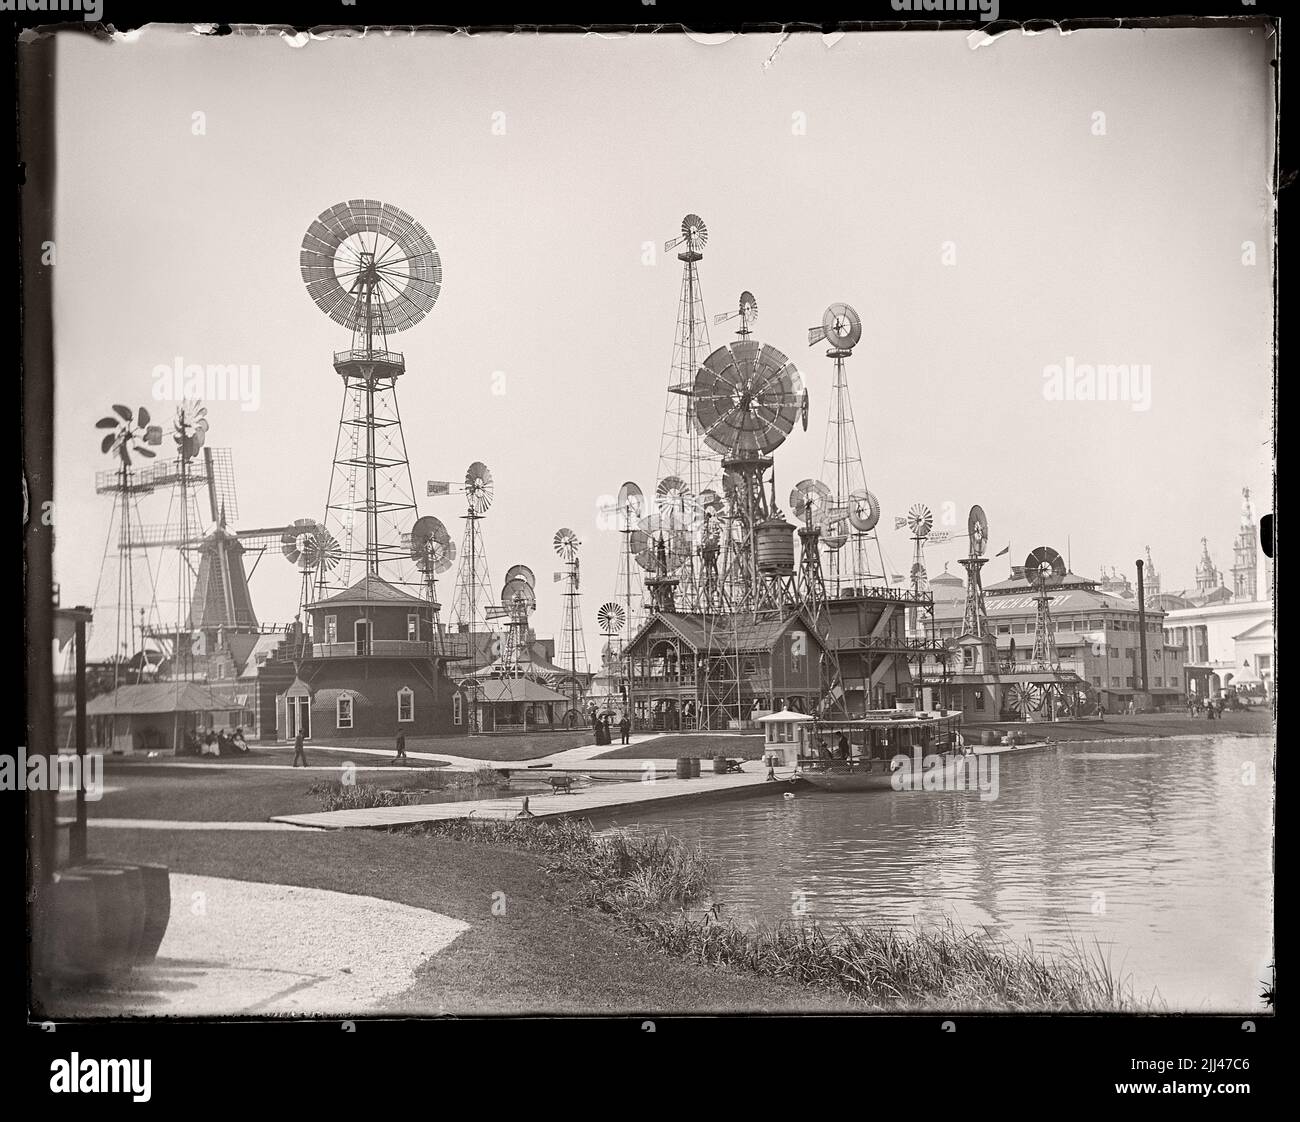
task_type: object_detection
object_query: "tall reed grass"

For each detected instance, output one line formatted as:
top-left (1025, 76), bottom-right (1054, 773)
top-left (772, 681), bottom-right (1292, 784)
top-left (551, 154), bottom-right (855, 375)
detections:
top-left (404, 817), bottom-right (1145, 1010)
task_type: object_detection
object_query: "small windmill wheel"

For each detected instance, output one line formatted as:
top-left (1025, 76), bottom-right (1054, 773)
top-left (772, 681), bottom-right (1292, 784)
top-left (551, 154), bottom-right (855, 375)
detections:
top-left (465, 462), bottom-right (494, 514)
top-left (789, 479), bottom-right (832, 527)
top-left (597, 602), bottom-right (627, 635)
top-left (96, 404), bottom-right (163, 466)
top-left (665, 213), bottom-right (708, 254)
top-left (907, 503), bottom-right (934, 538)
top-left (409, 516), bottom-right (455, 574)
top-left (173, 398), bottom-right (209, 461)
top-left (848, 489), bottom-right (881, 533)
top-left (553, 527), bottom-right (581, 562)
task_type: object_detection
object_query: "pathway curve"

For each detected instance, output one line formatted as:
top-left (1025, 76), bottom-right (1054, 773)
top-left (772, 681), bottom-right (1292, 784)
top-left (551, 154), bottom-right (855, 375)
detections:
top-left (47, 874), bottom-right (470, 1017)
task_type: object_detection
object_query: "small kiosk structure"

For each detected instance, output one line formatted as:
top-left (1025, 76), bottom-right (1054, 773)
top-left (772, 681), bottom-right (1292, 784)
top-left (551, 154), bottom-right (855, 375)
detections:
top-left (757, 709), bottom-right (814, 768)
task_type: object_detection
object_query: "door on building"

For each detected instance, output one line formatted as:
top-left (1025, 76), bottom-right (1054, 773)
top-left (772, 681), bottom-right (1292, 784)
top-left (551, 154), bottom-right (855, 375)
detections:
top-left (355, 619), bottom-right (371, 656)
top-left (285, 695), bottom-right (311, 740)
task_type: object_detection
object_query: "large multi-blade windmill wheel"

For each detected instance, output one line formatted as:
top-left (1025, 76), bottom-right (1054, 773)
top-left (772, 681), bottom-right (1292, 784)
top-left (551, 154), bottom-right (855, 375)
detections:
top-left (693, 340), bottom-right (804, 461)
top-left (300, 200), bottom-right (442, 336)
top-left (1008, 682), bottom-right (1044, 718)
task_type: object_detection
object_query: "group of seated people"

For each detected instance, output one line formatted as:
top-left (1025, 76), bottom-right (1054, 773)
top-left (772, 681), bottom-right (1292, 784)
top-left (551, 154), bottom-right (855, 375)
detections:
top-left (184, 726), bottom-right (250, 757)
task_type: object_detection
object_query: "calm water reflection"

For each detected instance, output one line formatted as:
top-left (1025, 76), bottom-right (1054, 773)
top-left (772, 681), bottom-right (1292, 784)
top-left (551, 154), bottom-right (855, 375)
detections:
top-left (623, 735), bottom-right (1273, 1010)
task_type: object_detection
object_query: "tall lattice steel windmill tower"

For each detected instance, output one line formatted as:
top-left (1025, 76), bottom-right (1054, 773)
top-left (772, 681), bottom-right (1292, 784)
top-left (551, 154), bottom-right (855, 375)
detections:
top-left (553, 527), bottom-right (588, 717)
top-left (655, 214), bottom-right (718, 610)
top-left (446, 461), bottom-right (496, 634)
top-left (92, 404), bottom-right (164, 676)
top-left (808, 302), bottom-right (885, 593)
top-left (610, 481), bottom-right (647, 632)
top-left (300, 200), bottom-right (442, 591)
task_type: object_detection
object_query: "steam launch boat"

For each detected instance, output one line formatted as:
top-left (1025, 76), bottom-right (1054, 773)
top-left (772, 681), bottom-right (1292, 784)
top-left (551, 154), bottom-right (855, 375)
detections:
top-left (760, 709), bottom-right (968, 792)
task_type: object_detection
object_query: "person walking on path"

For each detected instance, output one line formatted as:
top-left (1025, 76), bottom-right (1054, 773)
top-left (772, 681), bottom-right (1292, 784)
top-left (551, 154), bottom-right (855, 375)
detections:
top-left (292, 730), bottom-right (309, 767)
top-left (618, 715), bottom-right (631, 745)
top-left (395, 730), bottom-right (408, 762)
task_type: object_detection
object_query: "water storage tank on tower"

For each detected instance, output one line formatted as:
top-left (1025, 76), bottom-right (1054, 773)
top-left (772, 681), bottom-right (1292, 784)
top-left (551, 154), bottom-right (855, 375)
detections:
top-left (755, 517), bottom-right (796, 575)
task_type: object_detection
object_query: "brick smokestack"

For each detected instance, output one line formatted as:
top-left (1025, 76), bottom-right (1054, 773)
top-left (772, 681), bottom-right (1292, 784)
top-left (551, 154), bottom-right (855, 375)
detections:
top-left (1135, 559), bottom-right (1149, 694)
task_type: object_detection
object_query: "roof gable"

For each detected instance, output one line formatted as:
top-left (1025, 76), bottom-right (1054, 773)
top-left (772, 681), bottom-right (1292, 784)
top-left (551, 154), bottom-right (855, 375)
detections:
top-left (309, 575), bottom-right (427, 609)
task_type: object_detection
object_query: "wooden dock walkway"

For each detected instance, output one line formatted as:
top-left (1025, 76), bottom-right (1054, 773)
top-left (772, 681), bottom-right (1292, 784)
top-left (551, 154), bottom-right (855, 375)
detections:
top-left (270, 769), bottom-right (794, 830)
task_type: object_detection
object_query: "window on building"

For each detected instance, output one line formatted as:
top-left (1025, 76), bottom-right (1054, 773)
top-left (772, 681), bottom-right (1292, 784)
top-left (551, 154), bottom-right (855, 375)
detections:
top-left (963, 647), bottom-right (975, 669)
top-left (407, 615), bottom-right (420, 642)
top-left (1012, 624), bottom-right (1027, 634)
top-left (1258, 655), bottom-right (1271, 672)
top-left (1154, 677), bottom-right (1163, 687)
top-left (997, 625), bottom-right (1011, 634)
top-left (1092, 676), bottom-right (1102, 686)
top-left (337, 695), bottom-right (353, 729)
top-left (1126, 677), bottom-right (1135, 687)
top-left (397, 687), bottom-right (414, 723)
top-left (452, 692), bottom-right (463, 726)
top-left (325, 615), bottom-right (338, 644)
top-left (1125, 648), bottom-right (1135, 660)
top-left (974, 689), bottom-right (985, 711)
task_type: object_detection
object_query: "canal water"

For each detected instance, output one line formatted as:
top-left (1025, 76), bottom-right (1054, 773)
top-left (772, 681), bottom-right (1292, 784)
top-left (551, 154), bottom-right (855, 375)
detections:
top-left (627, 735), bottom-right (1273, 1011)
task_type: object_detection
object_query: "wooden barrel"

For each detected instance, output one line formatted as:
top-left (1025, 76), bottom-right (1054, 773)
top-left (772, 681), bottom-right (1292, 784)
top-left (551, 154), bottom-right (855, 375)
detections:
top-left (38, 874), bottom-right (105, 981)
top-left (79, 865), bottom-right (146, 971)
top-left (675, 757), bottom-right (690, 779)
top-left (90, 860), bottom-right (171, 963)
top-left (689, 757), bottom-right (700, 778)
top-left (713, 755), bottom-right (727, 774)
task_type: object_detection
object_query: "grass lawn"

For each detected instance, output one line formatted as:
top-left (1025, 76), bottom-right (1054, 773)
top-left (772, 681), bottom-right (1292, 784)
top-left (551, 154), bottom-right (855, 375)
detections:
top-left (303, 730), bottom-right (596, 761)
top-left (597, 734), bottom-right (766, 761)
top-left (113, 744), bottom-right (451, 768)
top-left (90, 827), bottom-right (854, 1015)
top-left (86, 759), bottom-right (497, 822)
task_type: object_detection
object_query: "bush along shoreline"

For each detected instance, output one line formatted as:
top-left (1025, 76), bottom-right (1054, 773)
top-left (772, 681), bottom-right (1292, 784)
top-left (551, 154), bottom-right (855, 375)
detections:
top-left (402, 818), bottom-right (1147, 1012)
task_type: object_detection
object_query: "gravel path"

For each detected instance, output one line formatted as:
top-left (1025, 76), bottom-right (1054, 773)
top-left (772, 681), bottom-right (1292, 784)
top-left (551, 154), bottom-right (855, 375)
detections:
top-left (49, 874), bottom-right (470, 1017)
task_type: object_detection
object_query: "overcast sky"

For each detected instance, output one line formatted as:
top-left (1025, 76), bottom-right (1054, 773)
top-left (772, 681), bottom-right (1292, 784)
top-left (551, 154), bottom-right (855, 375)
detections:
top-left (51, 26), bottom-right (1275, 658)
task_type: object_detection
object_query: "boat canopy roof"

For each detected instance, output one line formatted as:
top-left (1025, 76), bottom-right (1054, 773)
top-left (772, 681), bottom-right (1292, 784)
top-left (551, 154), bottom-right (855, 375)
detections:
top-left (812, 712), bottom-right (961, 730)
top-left (756, 709), bottom-right (814, 724)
